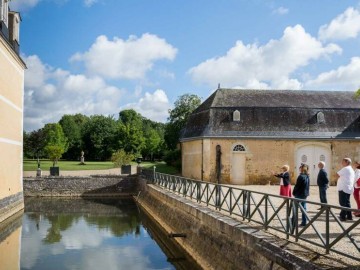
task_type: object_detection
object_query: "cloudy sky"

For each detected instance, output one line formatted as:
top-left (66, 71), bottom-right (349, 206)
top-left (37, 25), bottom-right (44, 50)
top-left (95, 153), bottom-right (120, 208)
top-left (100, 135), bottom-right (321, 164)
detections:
top-left (10, 0), bottom-right (360, 131)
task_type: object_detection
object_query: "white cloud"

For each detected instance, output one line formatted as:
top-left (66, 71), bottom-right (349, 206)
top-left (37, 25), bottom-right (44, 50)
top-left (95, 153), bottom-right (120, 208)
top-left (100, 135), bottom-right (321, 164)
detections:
top-left (123, 89), bottom-right (171, 122)
top-left (23, 55), bottom-right (125, 131)
top-left (305, 57), bottom-right (360, 90)
top-left (273, 7), bottom-right (289, 15)
top-left (84, 0), bottom-right (98, 7)
top-left (70, 34), bottom-right (177, 80)
top-left (23, 55), bottom-right (48, 88)
top-left (9, 0), bottom-right (41, 11)
top-left (9, 0), bottom-right (69, 11)
top-left (319, 7), bottom-right (360, 41)
top-left (189, 24), bottom-right (341, 89)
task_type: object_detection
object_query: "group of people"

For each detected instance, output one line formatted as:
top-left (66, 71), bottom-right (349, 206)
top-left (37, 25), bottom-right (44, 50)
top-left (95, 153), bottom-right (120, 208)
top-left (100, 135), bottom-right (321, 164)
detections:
top-left (273, 158), bottom-right (360, 225)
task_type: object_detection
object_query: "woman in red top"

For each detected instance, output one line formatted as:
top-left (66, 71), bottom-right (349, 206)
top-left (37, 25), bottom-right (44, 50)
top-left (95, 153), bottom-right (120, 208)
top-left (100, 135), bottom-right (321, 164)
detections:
top-left (353, 162), bottom-right (360, 217)
top-left (274, 165), bottom-right (292, 197)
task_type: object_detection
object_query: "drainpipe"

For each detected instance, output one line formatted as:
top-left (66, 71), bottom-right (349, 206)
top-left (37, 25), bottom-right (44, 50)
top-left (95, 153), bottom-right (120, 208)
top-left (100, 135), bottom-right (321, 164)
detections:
top-left (215, 145), bottom-right (222, 208)
top-left (216, 145), bottom-right (222, 185)
top-left (201, 140), bottom-right (204, 181)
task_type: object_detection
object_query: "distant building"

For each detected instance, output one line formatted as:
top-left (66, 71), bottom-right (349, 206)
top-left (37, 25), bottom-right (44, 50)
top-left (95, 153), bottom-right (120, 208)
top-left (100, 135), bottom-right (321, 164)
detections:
top-left (0, 0), bottom-right (26, 223)
top-left (180, 88), bottom-right (360, 185)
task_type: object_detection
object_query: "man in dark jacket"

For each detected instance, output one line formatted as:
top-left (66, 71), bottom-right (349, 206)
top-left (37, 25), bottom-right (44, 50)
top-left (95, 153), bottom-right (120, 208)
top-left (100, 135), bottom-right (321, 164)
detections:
top-left (317, 161), bottom-right (329, 205)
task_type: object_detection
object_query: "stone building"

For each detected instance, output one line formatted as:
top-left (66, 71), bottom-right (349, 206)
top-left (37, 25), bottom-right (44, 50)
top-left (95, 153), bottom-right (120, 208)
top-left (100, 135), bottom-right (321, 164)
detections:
top-left (180, 88), bottom-right (360, 185)
top-left (0, 0), bottom-right (25, 223)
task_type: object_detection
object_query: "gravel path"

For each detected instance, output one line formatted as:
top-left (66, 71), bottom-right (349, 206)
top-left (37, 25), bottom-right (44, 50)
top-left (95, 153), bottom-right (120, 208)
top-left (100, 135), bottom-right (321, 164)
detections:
top-left (23, 168), bottom-right (122, 177)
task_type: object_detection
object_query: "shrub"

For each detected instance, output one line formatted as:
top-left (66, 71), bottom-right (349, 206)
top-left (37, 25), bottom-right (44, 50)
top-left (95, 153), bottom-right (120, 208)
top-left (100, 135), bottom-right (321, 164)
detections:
top-left (111, 150), bottom-right (135, 167)
top-left (164, 149), bottom-right (181, 171)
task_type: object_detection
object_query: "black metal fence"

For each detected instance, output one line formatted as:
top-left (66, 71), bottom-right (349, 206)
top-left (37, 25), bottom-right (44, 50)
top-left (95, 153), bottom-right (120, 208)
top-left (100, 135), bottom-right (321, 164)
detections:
top-left (141, 169), bottom-right (360, 261)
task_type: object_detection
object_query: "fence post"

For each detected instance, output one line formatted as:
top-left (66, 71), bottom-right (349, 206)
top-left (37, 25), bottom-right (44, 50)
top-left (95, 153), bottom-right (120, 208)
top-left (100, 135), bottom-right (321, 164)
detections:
top-left (229, 187), bottom-right (233, 215)
top-left (247, 191), bottom-right (251, 220)
top-left (295, 201), bottom-right (299, 241)
top-left (197, 182), bottom-right (201, 202)
top-left (243, 191), bottom-right (246, 221)
top-left (286, 199), bottom-right (290, 239)
top-left (264, 194), bottom-right (268, 230)
top-left (216, 184), bottom-right (221, 209)
top-left (153, 166), bottom-right (156, 183)
top-left (182, 178), bottom-right (186, 197)
top-left (326, 206), bottom-right (330, 254)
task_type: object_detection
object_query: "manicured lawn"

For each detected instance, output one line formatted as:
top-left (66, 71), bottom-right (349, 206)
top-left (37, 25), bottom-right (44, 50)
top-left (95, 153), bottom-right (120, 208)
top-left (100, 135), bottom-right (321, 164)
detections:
top-left (23, 160), bottom-right (115, 171)
top-left (23, 160), bottom-right (180, 174)
top-left (140, 161), bottom-right (180, 175)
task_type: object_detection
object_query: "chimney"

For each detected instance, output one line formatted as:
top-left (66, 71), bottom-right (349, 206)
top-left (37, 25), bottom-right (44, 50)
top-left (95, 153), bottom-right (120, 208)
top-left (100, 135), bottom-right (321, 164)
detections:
top-left (8, 11), bottom-right (20, 53)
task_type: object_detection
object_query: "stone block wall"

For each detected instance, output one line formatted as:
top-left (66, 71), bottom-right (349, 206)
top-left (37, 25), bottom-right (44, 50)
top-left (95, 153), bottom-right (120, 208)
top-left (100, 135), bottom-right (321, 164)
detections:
top-left (23, 175), bottom-right (138, 197)
top-left (182, 138), bottom-right (360, 185)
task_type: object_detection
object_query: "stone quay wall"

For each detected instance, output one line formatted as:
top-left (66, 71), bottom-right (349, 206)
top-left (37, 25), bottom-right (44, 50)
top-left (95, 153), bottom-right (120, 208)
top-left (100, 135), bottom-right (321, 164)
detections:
top-left (137, 180), bottom-right (325, 270)
top-left (23, 175), bottom-right (138, 197)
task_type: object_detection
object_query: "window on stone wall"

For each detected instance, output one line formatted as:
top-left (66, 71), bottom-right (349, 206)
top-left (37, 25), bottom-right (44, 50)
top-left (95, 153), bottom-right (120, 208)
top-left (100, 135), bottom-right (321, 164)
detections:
top-left (233, 144), bottom-right (246, 151)
top-left (317, 112), bottom-right (325, 124)
top-left (233, 110), bottom-right (240, 121)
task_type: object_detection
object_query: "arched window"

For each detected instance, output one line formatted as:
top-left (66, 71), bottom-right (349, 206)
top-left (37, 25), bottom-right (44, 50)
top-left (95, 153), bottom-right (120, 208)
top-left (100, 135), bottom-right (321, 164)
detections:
top-left (317, 112), bottom-right (325, 124)
top-left (233, 144), bottom-right (246, 152)
top-left (233, 110), bottom-right (240, 121)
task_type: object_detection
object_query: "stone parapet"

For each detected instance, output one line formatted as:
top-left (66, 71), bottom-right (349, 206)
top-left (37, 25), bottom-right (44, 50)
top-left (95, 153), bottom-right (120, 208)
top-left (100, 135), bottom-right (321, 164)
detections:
top-left (23, 175), bottom-right (138, 197)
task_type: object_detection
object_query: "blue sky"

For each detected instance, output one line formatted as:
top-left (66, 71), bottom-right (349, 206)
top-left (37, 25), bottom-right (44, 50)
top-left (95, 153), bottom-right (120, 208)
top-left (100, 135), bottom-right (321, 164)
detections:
top-left (10, 0), bottom-right (360, 131)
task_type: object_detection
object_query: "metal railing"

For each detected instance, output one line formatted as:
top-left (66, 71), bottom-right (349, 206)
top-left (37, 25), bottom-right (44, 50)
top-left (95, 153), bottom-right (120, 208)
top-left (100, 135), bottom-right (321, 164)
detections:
top-left (141, 169), bottom-right (360, 261)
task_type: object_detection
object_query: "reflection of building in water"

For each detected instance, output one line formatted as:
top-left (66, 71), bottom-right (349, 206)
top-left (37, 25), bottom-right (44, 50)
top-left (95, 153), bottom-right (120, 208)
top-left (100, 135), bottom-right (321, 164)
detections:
top-left (0, 211), bottom-right (23, 270)
top-left (0, 0), bottom-right (26, 223)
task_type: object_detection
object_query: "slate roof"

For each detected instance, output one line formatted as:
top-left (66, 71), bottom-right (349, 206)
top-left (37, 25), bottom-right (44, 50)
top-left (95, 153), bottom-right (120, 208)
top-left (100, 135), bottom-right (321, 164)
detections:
top-left (181, 89), bottom-right (360, 140)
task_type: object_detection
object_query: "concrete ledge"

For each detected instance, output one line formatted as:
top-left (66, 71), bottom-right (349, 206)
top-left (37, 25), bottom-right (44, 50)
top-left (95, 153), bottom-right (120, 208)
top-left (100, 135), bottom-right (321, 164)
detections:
top-left (0, 192), bottom-right (24, 224)
top-left (137, 183), bottom-right (335, 270)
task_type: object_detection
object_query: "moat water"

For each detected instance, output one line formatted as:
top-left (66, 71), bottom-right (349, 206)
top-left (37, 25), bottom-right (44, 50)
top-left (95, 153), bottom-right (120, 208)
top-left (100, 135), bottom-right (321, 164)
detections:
top-left (0, 198), bottom-right (200, 270)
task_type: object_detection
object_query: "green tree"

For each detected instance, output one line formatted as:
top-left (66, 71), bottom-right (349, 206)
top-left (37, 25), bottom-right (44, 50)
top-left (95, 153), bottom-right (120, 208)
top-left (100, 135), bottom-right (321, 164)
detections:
top-left (117, 109), bottom-right (145, 154)
top-left (59, 114), bottom-right (89, 160)
top-left (82, 115), bottom-right (118, 160)
top-left (23, 128), bottom-right (47, 159)
top-left (143, 128), bottom-right (162, 161)
top-left (43, 123), bottom-right (68, 166)
top-left (355, 88), bottom-right (360, 99)
top-left (164, 94), bottom-right (201, 150)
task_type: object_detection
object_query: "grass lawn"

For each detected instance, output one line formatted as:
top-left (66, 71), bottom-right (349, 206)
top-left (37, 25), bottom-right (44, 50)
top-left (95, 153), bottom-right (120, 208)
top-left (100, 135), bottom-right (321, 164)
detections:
top-left (23, 160), bottom-right (115, 171)
top-left (140, 161), bottom-right (180, 175)
top-left (23, 159), bottom-right (180, 174)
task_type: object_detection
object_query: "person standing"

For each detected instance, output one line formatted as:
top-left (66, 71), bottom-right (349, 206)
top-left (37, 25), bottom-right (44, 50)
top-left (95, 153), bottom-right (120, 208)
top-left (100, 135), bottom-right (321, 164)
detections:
top-left (353, 162), bottom-right (360, 217)
top-left (337, 158), bottom-right (355, 221)
top-left (293, 164), bottom-right (310, 226)
top-left (274, 165), bottom-right (291, 197)
top-left (317, 161), bottom-right (329, 206)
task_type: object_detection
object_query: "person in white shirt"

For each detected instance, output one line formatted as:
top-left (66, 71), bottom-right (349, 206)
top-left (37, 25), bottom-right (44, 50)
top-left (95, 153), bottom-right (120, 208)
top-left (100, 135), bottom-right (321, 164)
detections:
top-left (353, 162), bottom-right (360, 217)
top-left (337, 158), bottom-right (355, 221)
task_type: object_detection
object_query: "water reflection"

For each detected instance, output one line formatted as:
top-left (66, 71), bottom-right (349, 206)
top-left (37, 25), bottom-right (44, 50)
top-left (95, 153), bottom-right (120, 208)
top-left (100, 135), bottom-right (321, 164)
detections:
top-left (20, 197), bottom-right (178, 270)
top-left (0, 197), bottom-right (202, 270)
top-left (0, 210), bottom-right (22, 270)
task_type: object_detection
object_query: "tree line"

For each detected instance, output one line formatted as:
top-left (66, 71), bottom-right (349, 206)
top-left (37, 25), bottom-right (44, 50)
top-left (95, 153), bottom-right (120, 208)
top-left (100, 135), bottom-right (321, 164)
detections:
top-left (23, 94), bottom-right (202, 166)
